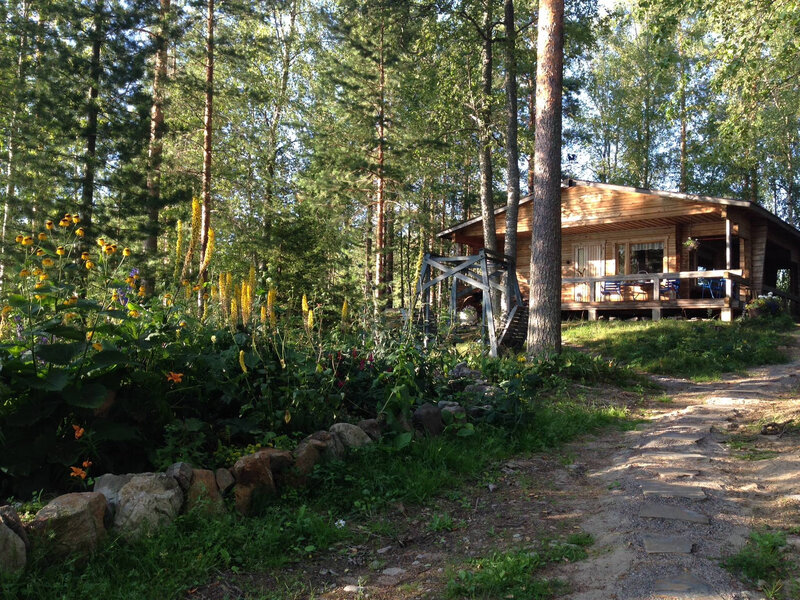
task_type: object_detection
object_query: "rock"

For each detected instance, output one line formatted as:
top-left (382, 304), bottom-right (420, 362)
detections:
top-left (309, 430), bottom-right (345, 461)
top-left (381, 567), bottom-right (407, 577)
top-left (0, 521), bottom-right (26, 574)
top-left (231, 452), bottom-right (276, 516)
top-left (29, 493), bottom-right (108, 557)
top-left (413, 403), bottom-right (443, 436)
top-left (186, 469), bottom-right (224, 514)
top-left (642, 535), bottom-right (694, 554)
top-left (450, 362), bottom-right (481, 379)
top-left (641, 481), bottom-right (706, 499)
top-left (458, 306), bottom-right (478, 325)
top-left (255, 448), bottom-right (294, 474)
top-left (165, 461), bottom-right (194, 491)
top-left (639, 503), bottom-right (709, 524)
top-left (652, 574), bottom-right (711, 596)
top-left (215, 468), bottom-right (235, 494)
top-left (468, 404), bottom-right (492, 419)
top-left (293, 437), bottom-right (328, 478)
top-left (114, 474), bottom-right (183, 539)
top-left (440, 403), bottom-right (467, 422)
top-left (330, 423), bottom-right (373, 449)
top-left (463, 383), bottom-right (501, 397)
top-left (357, 418), bottom-right (383, 442)
top-left (0, 505), bottom-right (29, 551)
top-left (93, 473), bottom-right (134, 515)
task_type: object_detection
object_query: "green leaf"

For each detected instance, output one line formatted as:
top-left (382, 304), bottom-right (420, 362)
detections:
top-left (35, 342), bottom-right (84, 365)
top-left (456, 423), bottom-right (475, 437)
top-left (65, 383), bottom-right (108, 408)
top-left (27, 369), bottom-right (69, 391)
top-left (393, 431), bottom-right (413, 450)
top-left (91, 350), bottom-right (127, 368)
top-left (99, 310), bottom-right (130, 319)
top-left (39, 324), bottom-right (86, 341)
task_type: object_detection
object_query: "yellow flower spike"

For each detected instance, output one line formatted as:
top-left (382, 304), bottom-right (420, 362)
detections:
top-left (260, 305), bottom-right (267, 325)
top-left (184, 284), bottom-right (192, 300)
top-left (38, 232), bottom-right (47, 241)
top-left (92, 342), bottom-right (102, 351)
top-left (72, 214), bottom-right (80, 224)
top-left (267, 288), bottom-right (277, 328)
top-left (341, 298), bottom-right (348, 321)
top-left (238, 350), bottom-right (247, 374)
top-left (230, 297), bottom-right (239, 329)
top-left (301, 294), bottom-right (309, 314)
top-left (85, 260), bottom-right (95, 269)
top-left (14, 234), bottom-right (23, 243)
top-left (75, 228), bottom-right (85, 237)
top-left (56, 246), bottom-right (66, 256)
top-left (284, 409), bottom-right (291, 424)
top-left (42, 258), bottom-right (54, 267)
top-left (45, 220), bottom-right (54, 230)
top-left (123, 247), bottom-right (131, 257)
top-left (307, 309), bottom-right (314, 329)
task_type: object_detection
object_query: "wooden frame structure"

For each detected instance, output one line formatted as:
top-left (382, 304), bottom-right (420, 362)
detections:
top-left (414, 249), bottom-right (523, 357)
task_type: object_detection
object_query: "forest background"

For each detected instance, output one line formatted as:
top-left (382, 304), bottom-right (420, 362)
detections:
top-left (2, 0), bottom-right (797, 316)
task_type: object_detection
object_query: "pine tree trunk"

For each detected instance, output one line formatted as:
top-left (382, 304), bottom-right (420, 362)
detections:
top-left (374, 20), bottom-right (387, 304)
top-left (143, 0), bottom-right (170, 293)
top-left (503, 0), bottom-right (521, 316)
top-left (198, 0), bottom-right (214, 290)
top-left (526, 0), bottom-right (563, 356)
top-left (82, 1), bottom-right (104, 248)
top-left (678, 30), bottom-right (688, 193)
top-left (478, 0), bottom-right (497, 255)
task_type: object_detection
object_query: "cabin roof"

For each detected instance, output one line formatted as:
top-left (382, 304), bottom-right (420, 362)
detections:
top-left (437, 179), bottom-right (800, 241)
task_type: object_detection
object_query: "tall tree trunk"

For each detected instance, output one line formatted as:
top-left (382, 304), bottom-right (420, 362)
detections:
top-left (0, 0), bottom-right (28, 294)
top-left (478, 0), bottom-right (497, 254)
top-left (374, 20), bottom-right (387, 304)
top-left (678, 29), bottom-right (688, 193)
top-left (143, 0), bottom-right (170, 293)
top-left (197, 0), bottom-right (214, 291)
top-left (503, 0), bottom-right (521, 316)
top-left (82, 1), bottom-right (104, 248)
top-left (527, 71), bottom-right (535, 194)
top-left (365, 200), bottom-right (373, 302)
top-left (526, 0), bottom-right (563, 356)
top-left (386, 203), bottom-right (394, 308)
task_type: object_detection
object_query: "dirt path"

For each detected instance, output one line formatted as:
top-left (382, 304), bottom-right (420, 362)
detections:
top-left (193, 336), bottom-right (800, 600)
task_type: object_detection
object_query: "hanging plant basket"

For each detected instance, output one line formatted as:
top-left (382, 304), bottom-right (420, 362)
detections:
top-left (683, 237), bottom-right (700, 252)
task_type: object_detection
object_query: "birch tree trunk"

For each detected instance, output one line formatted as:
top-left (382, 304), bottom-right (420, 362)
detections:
top-left (527, 0), bottom-right (563, 356)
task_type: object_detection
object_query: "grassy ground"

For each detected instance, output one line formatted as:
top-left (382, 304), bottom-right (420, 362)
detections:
top-left (1, 402), bottom-right (635, 600)
top-left (563, 318), bottom-right (795, 380)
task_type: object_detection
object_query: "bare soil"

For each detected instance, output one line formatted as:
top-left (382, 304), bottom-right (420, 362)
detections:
top-left (187, 332), bottom-right (800, 600)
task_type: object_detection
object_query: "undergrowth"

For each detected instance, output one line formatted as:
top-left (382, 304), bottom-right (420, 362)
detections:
top-left (723, 529), bottom-right (793, 598)
top-left (1, 403), bottom-right (632, 600)
top-left (563, 319), bottom-right (795, 380)
top-left (446, 532), bottom-right (594, 599)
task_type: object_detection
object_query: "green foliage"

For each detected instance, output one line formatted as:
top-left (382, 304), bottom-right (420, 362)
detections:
top-left (563, 320), bottom-right (793, 380)
top-left (445, 535), bottom-right (593, 599)
top-left (722, 530), bottom-right (789, 590)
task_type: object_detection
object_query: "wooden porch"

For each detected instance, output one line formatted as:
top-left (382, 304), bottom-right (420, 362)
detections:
top-left (562, 269), bottom-right (748, 321)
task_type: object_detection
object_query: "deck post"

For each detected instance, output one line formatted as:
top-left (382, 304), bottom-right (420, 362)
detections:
top-left (651, 308), bottom-right (661, 321)
top-left (450, 277), bottom-right (457, 325)
top-left (479, 251), bottom-right (498, 358)
top-left (588, 308), bottom-right (598, 321)
top-left (721, 307), bottom-right (732, 322)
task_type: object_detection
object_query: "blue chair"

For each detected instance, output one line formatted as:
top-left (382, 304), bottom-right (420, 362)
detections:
top-left (660, 279), bottom-right (680, 299)
top-left (600, 281), bottom-right (622, 299)
top-left (699, 278), bottom-right (724, 298)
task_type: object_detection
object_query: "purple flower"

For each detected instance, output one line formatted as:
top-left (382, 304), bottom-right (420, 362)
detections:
top-left (129, 267), bottom-right (139, 277)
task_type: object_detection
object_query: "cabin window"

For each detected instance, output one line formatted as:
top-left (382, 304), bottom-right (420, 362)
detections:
top-left (616, 244), bottom-right (626, 274)
top-left (630, 242), bottom-right (664, 273)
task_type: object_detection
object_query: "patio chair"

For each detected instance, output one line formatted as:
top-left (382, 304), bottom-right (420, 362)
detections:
top-left (699, 277), bottom-right (724, 298)
top-left (660, 278), bottom-right (680, 299)
top-left (600, 280), bottom-right (622, 300)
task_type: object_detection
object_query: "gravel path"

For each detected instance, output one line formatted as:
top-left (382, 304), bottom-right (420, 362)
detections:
top-left (561, 351), bottom-right (800, 600)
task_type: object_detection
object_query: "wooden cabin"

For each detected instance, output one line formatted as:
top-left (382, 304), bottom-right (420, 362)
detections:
top-left (438, 179), bottom-right (800, 321)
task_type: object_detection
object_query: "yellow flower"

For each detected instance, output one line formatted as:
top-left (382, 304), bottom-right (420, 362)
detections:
top-left (85, 260), bottom-right (95, 269)
top-left (59, 218), bottom-right (70, 227)
top-left (302, 293), bottom-right (309, 313)
top-left (128, 309), bottom-right (140, 318)
top-left (32, 267), bottom-right (42, 276)
top-left (34, 281), bottom-right (45, 289)
top-left (96, 237), bottom-right (105, 247)
top-left (239, 350), bottom-right (248, 374)
top-left (56, 246), bottom-right (66, 256)
top-left (75, 227), bottom-right (85, 237)
top-left (19, 269), bottom-right (30, 277)
top-left (2, 305), bottom-right (13, 316)
top-left (38, 273), bottom-right (48, 281)
top-left (69, 466), bottom-right (87, 480)
top-left (22, 236), bottom-right (33, 246)
top-left (36, 249), bottom-right (44, 256)
top-left (14, 234), bottom-right (23, 243)
top-left (45, 220), bottom-right (54, 230)
top-left (92, 342), bottom-right (103, 351)
top-left (138, 289), bottom-right (145, 297)
top-left (104, 244), bottom-right (116, 255)
top-left (86, 331), bottom-right (94, 341)
top-left (38, 232), bottom-right (47, 241)
top-left (284, 409), bottom-right (291, 424)
top-left (111, 292), bottom-right (119, 303)
top-left (81, 252), bottom-right (90, 260)
top-left (42, 258), bottom-right (55, 267)
top-left (123, 247), bottom-right (131, 257)
top-left (65, 296), bottom-right (78, 306)
top-left (307, 309), bottom-right (314, 329)
top-left (72, 214), bottom-right (80, 224)
top-left (125, 276), bottom-right (134, 286)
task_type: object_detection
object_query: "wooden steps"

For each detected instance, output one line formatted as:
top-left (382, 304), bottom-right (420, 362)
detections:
top-left (499, 305), bottom-right (528, 350)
